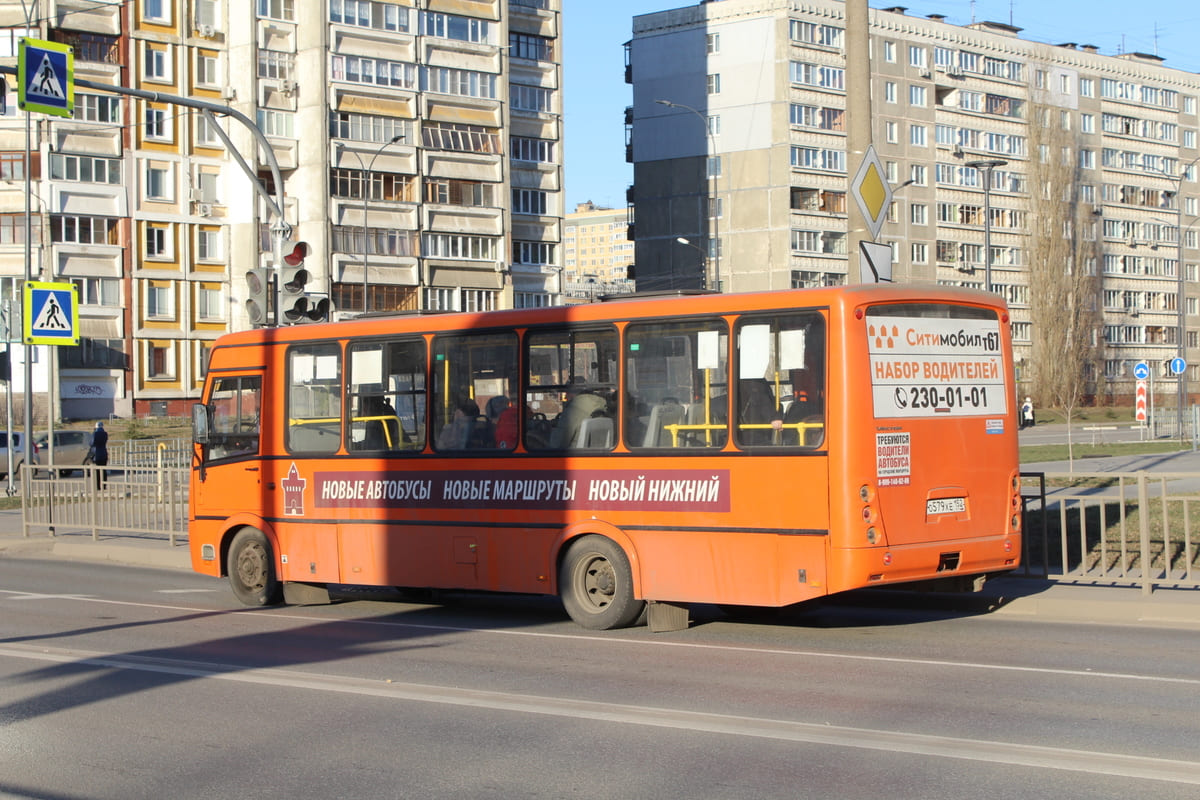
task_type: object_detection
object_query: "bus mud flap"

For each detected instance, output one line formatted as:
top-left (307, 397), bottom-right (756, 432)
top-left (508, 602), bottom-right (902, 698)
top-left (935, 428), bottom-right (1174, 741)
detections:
top-left (283, 581), bottom-right (331, 605)
top-left (647, 601), bottom-right (690, 632)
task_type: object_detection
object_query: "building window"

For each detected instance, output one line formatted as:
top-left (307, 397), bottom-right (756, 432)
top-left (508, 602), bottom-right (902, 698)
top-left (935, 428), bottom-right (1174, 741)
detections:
top-left (909, 85), bottom-right (926, 107)
top-left (0, 214), bottom-right (37, 244)
top-left (910, 203), bottom-right (927, 225)
top-left (1080, 78), bottom-right (1094, 97)
top-left (0, 152), bottom-right (23, 180)
top-left (257, 109), bottom-right (295, 138)
top-left (333, 56), bottom-right (418, 90)
top-left (908, 45), bottom-right (926, 69)
top-left (421, 10), bottom-right (491, 42)
top-left (883, 41), bottom-right (895, 62)
top-left (146, 283), bottom-right (174, 319)
top-left (509, 83), bottom-right (551, 112)
top-left (331, 0), bottom-right (411, 32)
top-left (909, 165), bottom-right (926, 185)
top-left (909, 124), bottom-right (927, 147)
top-left (75, 94), bottom-right (120, 124)
top-left (257, 0), bottom-right (295, 21)
top-left (147, 342), bottom-right (176, 380)
top-left (421, 66), bottom-right (496, 99)
top-left (706, 33), bottom-right (719, 54)
top-left (423, 122), bottom-right (500, 154)
top-left (329, 111), bottom-right (412, 145)
top-left (884, 121), bottom-right (898, 144)
top-left (911, 243), bottom-right (927, 264)
top-left (257, 50), bottom-right (294, 80)
top-left (145, 224), bottom-right (171, 259)
top-left (512, 188), bottom-right (548, 215)
top-left (706, 74), bottom-right (721, 94)
top-left (143, 0), bottom-right (171, 23)
top-left (144, 43), bottom-right (169, 81)
top-left (144, 105), bottom-right (170, 141)
top-left (511, 136), bottom-right (555, 163)
top-left (196, 52), bottom-right (218, 86)
top-left (145, 165), bottom-right (171, 200)
top-left (197, 284), bottom-right (223, 321)
top-left (197, 228), bottom-right (222, 261)
top-left (50, 215), bottom-right (119, 245)
top-left (422, 233), bottom-right (498, 261)
top-left (884, 81), bottom-right (896, 103)
top-left (513, 240), bottom-right (556, 265)
top-left (72, 277), bottom-right (120, 307)
top-left (509, 32), bottom-right (552, 61)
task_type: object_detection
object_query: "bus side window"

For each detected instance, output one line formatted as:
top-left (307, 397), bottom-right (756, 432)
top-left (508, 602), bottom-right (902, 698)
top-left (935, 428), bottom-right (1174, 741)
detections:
top-left (525, 326), bottom-right (619, 451)
top-left (432, 331), bottom-right (518, 452)
top-left (348, 339), bottom-right (425, 452)
top-left (734, 313), bottom-right (825, 448)
top-left (625, 318), bottom-right (728, 450)
top-left (287, 343), bottom-right (342, 454)
top-left (206, 375), bottom-right (261, 461)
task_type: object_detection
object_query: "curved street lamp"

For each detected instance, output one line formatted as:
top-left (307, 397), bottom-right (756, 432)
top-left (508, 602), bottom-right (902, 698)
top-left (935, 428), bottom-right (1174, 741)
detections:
top-left (341, 134), bottom-right (405, 312)
top-left (656, 99), bottom-right (720, 291)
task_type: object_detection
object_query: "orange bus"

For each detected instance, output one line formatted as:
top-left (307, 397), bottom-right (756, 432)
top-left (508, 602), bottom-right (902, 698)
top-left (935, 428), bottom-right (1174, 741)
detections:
top-left (189, 284), bottom-right (1021, 630)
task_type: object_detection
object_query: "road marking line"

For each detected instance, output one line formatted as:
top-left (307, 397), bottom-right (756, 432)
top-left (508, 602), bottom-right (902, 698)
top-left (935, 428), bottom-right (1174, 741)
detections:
top-left (4, 590), bottom-right (1198, 687)
top-left (1, 642), bottom-right (1198, 786)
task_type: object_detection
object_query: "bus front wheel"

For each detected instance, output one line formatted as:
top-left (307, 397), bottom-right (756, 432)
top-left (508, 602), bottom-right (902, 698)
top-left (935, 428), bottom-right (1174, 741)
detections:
top-left (559, 535), bottom-right (645, 630)
top-left (227, 528), bottom-right (283, 607)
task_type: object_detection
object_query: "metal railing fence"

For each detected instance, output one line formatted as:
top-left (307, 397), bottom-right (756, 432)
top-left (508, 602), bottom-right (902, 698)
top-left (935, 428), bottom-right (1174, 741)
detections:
top-left (1021, 470), bottom-right (1199, 594)
top-left (21, 464), bottom-right (189, 545)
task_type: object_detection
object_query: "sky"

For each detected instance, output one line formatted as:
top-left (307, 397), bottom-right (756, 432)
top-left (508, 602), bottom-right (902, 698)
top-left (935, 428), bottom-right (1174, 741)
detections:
top-left (562, 0), bottom-right (1200, 211)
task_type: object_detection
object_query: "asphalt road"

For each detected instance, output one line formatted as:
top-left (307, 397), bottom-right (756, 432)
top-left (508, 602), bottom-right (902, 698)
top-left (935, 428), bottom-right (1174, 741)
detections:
top-left (2, 558), bottom-right (1199, 799)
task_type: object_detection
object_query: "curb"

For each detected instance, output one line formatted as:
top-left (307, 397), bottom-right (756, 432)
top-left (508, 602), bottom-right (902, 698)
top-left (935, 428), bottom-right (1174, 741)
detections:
top-left (0, 535), bottom-right (191, 571)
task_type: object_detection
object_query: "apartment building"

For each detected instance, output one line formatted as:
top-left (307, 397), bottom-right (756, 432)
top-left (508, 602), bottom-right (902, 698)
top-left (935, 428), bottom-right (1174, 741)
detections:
top-left (0, 0), bottom-right (561, 420)
top-left (628, 0), bottom-right (1200, 398)
top-left (562, 200), bottom-right (635, 300)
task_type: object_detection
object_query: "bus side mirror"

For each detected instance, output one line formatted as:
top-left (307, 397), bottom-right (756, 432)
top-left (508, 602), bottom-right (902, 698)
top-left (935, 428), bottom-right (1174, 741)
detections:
top-left (192, 403), bottom-right (211, 444)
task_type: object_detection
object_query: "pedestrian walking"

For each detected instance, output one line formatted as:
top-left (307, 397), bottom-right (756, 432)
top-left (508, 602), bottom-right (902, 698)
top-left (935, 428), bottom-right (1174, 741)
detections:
top-left (89, 421), bottom-right (109, 489)
top-left (1020, 396), bottom-right (1035, 430)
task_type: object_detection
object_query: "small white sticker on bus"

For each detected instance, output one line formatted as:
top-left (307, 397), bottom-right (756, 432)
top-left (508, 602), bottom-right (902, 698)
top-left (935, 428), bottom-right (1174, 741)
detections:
top-left (876, 431), bottom-right (911, 486)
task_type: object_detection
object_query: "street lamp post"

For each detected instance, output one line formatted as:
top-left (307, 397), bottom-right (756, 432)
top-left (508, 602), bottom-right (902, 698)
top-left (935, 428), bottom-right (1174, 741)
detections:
top-left (966, 159), bottom-right (1007, 293)
top-left (656, 99), bottom-right (720, 291)
top-left (343, 134), bottom-right (404, 312)
top-left (1160, 156), bottom-right (1200, 437)
top-left (674, 236), bottom-right (707, 290)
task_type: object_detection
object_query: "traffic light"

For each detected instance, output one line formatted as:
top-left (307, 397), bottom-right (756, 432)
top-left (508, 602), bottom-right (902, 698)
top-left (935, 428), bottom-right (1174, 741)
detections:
top-left (279, 242), bottom-right (332, 323)
top-left (245, 267), bottom-right (271, 327)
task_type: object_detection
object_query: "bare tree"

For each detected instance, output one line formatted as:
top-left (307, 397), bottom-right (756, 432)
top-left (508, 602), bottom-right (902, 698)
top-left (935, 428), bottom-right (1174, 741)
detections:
top-left (1025, 100), bottom-right (1104, 466)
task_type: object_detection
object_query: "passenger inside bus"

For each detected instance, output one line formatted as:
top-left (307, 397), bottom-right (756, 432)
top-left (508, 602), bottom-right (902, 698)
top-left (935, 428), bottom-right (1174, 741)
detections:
top-left (550, 383), bottom-right (608, 449)
top-left (436, 402), bottom-right (491, 450)
top-left (737, 378), bottom-right (784, 445)
top-left (487, 395), bottom-right (519, 449)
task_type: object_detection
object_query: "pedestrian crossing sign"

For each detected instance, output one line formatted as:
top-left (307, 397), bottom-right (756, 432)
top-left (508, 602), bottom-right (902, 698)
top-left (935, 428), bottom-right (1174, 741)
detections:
top-left (23, 281), bottom-right (78, 346)
top-left (18, 38), bottom-right (74, 118)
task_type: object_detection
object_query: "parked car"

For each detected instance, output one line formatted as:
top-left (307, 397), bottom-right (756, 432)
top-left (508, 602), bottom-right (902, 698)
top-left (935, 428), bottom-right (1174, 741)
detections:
top-left (34, 429), bottom-right (91, 477)
top-left (0, 431), bottom-right (40, 480)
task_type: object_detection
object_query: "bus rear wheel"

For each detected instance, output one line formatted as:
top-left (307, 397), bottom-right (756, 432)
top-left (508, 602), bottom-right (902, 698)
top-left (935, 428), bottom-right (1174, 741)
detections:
top-left (559, 535), bottom-right (644, 630)
top-left (227, 528), bottom-right (282, 606)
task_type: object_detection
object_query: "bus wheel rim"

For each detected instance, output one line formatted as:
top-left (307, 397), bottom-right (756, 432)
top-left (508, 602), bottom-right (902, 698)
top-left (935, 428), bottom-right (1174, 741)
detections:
top-left (579, 554), bottom-right (616, 611)
top-left (236, 542), bottom-right (268, 592)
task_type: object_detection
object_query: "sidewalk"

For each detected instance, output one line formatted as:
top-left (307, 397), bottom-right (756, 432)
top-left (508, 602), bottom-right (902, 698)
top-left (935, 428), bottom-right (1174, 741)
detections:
top-left (0, 511), bottom-right (1197, 629)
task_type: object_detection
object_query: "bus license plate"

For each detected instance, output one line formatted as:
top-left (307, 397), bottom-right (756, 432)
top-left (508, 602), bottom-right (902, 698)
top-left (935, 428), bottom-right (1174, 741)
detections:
top-left (926, 497), bottom-right (965, 515)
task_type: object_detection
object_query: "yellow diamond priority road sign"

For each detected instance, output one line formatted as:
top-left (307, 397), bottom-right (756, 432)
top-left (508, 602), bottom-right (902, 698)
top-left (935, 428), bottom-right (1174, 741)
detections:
top-left (850, 146), bottom-right (893, 241)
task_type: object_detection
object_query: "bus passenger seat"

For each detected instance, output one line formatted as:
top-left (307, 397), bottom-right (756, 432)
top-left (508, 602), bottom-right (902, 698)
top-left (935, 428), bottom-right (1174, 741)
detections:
top-left (574, 416), bottom-right (613, 449)
top-left (641, 400), bottom-right (685, 447)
